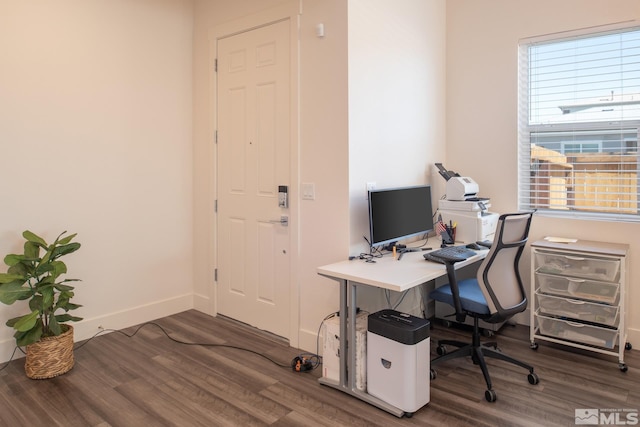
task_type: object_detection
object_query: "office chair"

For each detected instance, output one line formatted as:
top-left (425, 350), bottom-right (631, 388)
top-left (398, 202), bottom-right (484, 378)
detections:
top-left (428, 212), bottom-right (539, 402)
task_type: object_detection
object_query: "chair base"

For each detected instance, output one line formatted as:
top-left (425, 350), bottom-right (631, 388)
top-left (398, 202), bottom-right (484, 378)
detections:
top-left (431, 317), bottom-right (537, 402)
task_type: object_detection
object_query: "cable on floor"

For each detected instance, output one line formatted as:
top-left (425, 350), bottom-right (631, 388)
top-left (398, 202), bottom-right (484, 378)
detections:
top-left (0, 346), bottom-right (22, 373)
top-left (87, 322), bottom-right (294, 369)
top-left (0, 314), bottom-right (349, 375)
top-left (0, 321), bottom-right (328, 374)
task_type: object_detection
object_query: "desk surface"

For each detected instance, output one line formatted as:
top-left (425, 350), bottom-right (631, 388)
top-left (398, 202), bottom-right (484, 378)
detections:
top-left (317, 249), bottom-right (487, 292)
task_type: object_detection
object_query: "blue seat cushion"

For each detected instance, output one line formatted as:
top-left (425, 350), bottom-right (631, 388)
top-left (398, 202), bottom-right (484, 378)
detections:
top-left (429, 278), bottom-right (490, 315)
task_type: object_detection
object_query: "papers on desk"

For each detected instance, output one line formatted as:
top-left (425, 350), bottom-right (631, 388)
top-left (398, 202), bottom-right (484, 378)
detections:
top-left (544, 236), bottom-right (578, 243)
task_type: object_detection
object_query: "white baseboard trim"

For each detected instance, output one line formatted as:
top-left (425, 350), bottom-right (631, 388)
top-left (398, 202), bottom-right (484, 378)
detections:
top-left (0, 293), bottom-right (194, 364)
top-left (193, 292), bottom-right (212, 315)
top-left (298, 327), bottom-right (320, 355)
top-left (627, 327), bottom-right (639, 349)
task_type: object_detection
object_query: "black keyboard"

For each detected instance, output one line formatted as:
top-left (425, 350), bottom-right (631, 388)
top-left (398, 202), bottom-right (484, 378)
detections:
top-left (422, 253), bottom-right (448, 264)
top-left (423, 246), bottom-right (477, 263)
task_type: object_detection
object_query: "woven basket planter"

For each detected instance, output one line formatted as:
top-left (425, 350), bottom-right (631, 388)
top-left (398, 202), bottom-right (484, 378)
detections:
top-left (25, 325), bottom-right (75, 379)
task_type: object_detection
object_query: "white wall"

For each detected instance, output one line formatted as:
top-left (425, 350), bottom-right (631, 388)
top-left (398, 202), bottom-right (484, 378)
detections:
top-left (297, 1), bottom-right (350, 349)
top-left (446, 0), bottom-right (640, 343)
top-left (0, 0), bottom-right (194, 361)
top-left (347, 0), bottom-right (447, 315)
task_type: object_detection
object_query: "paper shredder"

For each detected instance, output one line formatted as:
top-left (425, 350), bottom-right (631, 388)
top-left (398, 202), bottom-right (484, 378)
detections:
top-left (367, 309), bottom-right (430, 413)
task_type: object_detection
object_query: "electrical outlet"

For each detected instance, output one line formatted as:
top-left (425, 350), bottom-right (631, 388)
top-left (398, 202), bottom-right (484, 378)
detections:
top-left (366, 182), bottom-right (376, 199)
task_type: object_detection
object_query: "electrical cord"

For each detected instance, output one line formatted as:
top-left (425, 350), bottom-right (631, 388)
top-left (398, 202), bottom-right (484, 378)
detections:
top-left (97, 322), bottom-right (294, 369)
top-left (356, 235), bottom-right (384, 263)
top-left (291, 311), bottom-right (340, 373)
top-left (0, 346), bottom-right (22, 373)
top-left (0, 322), bottom-right (297, 373)
top-left (384, 288), bottom-right (412, 310)
top-left (359, 234), bottom-right (433, 263)
top-left (1, 319), bottom-right (339, 374)
top-left (315, 312), bottom-right (336, 365)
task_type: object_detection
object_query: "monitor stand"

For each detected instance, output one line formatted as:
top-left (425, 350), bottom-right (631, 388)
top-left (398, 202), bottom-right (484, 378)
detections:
top-left (396, 247), bottom-right (421, 260)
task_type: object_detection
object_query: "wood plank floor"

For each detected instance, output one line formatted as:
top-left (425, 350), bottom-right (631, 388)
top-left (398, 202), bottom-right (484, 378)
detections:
top-left (0, 310), bottom-right (638, 426)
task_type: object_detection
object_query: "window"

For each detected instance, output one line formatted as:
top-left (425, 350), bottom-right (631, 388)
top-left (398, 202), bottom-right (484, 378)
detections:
top-left (518, 24), bottom-right (640, 221)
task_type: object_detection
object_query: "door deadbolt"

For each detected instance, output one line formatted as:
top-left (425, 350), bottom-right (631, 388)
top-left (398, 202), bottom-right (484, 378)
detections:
top-left (278, 185), bottom-right (288, 208)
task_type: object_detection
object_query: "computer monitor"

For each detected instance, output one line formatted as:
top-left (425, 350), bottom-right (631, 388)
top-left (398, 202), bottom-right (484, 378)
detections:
top-left (368, 185), bottom-right (434, 248)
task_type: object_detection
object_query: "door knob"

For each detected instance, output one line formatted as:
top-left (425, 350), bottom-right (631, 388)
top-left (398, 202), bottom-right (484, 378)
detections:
top-left (269, 215), bottom-right (289, 226)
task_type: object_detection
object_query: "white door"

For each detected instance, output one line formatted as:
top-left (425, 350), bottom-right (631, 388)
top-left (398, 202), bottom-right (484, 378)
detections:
top-left (216, 20), bottom-right (291, 338)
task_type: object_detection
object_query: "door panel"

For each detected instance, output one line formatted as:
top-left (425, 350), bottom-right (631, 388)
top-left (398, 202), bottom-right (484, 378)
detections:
top-left (216, 19), bottom-right (290, 338)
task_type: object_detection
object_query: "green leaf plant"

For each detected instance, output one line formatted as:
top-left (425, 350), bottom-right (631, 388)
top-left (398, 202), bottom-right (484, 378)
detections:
top-left (0, 231), bottom-right (82, 346)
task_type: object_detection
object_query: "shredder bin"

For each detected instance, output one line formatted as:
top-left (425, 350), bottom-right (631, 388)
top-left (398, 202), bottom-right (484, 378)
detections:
top-left (367, 309), bottom-right (430, 413)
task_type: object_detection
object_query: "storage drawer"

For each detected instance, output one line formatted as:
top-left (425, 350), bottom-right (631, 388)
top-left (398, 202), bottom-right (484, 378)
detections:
top-left (534, 252), bottom-right (620, 282)
top-left (537, 314), bottom-right (618, 349)
top-left (536, 293), bottom-right (619, 327)
top-left (536, 273), bottom-right (619, 304)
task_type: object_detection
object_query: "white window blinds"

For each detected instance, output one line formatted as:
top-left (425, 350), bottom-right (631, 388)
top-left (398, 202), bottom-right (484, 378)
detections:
top-left (518, 24), bottom-right (640, 221)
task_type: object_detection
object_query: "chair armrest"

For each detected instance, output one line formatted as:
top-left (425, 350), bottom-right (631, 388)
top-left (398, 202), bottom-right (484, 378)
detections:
top-left (476, 240), bottom-right (492, 248)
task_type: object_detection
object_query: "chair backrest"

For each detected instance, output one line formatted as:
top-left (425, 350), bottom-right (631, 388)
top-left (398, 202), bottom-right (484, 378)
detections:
top-left (476, 212), bottom-right (533, 322)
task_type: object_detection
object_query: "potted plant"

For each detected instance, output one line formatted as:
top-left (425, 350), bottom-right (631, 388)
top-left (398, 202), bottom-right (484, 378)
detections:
top-left (0, 230), bottom-right (82, 379)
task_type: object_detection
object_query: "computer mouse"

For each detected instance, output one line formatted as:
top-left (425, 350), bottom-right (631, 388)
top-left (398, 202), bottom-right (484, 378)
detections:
top-left (465, 242), bottom-right (482, 250)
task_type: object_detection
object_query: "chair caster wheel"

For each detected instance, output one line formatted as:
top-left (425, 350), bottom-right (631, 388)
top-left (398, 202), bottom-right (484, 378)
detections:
top-left (619, 363), bottom-right (628, 372)
top-left (436, 345), bottom-right (447, 356)
top-left (625, 342), bottom-right (632, 351)
top-left (530, 342), bottom-right (539, 350)
top-left (481, 328), bottom-right (494, 338)
top-left (404, 412), bottom-right (414, 418)
top-left (430, 368), bottom-right (437, 380)
top-left (485, 389), bottom-right (497, 402)
top-left (528, 372), bottom-right (539, 385)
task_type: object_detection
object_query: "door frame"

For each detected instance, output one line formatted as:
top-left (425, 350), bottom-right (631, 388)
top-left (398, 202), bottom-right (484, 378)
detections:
top-left (208, 1), bottom-right (301, 346)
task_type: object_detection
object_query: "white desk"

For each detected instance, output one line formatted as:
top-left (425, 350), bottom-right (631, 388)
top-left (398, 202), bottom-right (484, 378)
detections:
top-left (317, 249), bottom-right (486, 417)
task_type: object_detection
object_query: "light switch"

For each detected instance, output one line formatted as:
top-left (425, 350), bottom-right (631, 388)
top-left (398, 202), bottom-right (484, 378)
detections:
top-left (302, 182), bottom-right (315, 200)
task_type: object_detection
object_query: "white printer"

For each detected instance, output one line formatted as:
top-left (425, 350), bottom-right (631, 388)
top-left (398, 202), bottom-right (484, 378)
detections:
top-left (444, 176), bottom-right (480, 201)
top-left (435, 163), bottom-right (498, 244)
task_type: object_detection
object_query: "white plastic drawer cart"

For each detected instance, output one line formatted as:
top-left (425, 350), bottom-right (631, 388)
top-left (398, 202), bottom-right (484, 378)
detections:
top-left (530, 239), bottom-right (632, 371)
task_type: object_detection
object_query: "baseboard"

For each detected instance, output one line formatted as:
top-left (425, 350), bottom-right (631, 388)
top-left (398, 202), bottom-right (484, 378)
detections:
top-left (0, 293), bottom-right (194, 364)
top-left (628, 327), bottom-right (639, 349)
top-left (298, 327), bottom-right (320, 355)
top-left (193, 292), bottom-right (211, 315)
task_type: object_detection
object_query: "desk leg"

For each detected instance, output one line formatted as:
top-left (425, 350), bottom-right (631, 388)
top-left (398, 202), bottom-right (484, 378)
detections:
top-left (340, 278), bottom-right (348, 388)
top-left (348, 280), bottom-right (357, 391)
top-left (317, 278), bottom-right (405, 417)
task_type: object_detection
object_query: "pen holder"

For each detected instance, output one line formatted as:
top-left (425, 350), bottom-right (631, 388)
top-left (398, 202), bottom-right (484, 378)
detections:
top-left (436, 221), bottom-right (456, 244)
